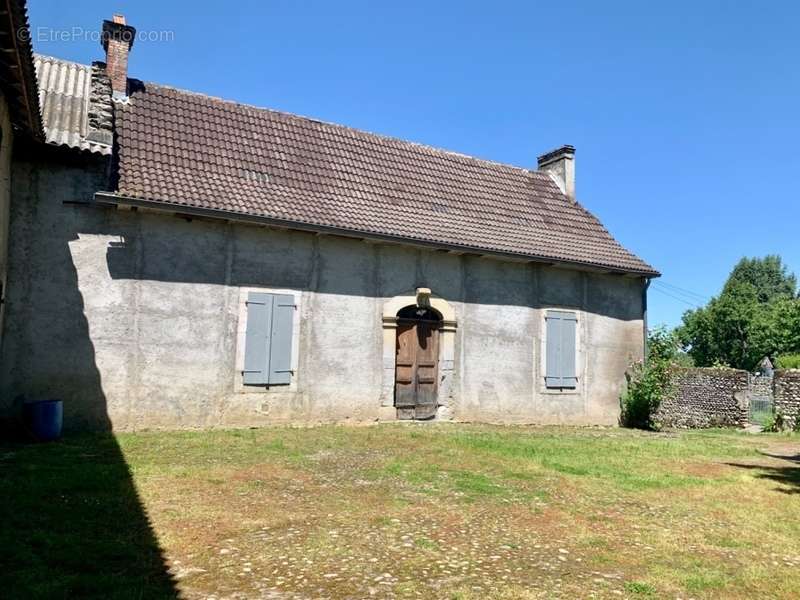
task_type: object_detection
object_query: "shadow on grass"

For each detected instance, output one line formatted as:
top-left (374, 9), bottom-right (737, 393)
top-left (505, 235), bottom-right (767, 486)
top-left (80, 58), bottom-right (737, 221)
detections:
top-left (0, 148), bottom-right (178, 598)
top-left (0, 434), bottom-right (178, 598)
top-left (726, 452), bottom-right (800, 495)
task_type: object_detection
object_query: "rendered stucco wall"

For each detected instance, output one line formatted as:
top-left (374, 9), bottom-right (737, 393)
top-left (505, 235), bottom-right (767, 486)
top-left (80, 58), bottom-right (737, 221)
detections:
top-left (1, 157), bottom-right (646, 431)
top-left (0, 95), bottom-right (12, 342)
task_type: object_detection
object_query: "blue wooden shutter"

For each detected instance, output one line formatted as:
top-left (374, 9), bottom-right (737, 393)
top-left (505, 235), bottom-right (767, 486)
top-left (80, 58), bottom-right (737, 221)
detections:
top-left (243, 292), bottom-right (273, 385)
top-left (268, 294), bottom-right (295, 385)
top-left (243, 292), bottom-right (295, 386)
top-left (560, 313), bottom-right (577, 388)
top-left (545, 312), bottom-right (562, 388)
top-left (545, 310), bottom-right (577, 388)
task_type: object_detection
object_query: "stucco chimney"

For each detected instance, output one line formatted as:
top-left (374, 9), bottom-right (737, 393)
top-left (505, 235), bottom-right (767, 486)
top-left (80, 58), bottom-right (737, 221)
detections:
top-left (537, 145), bottom-right (575, 200)
top-left (101, 14), bottom-right (136, 100)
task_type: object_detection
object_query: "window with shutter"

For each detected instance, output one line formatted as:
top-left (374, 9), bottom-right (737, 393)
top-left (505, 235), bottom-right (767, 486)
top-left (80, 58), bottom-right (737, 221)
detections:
top-left (545, 310), bottom-right (578, 389)
top-left (268, 294), bottom-right (294, 385)
top-left (243, 292), bottom-right (295, 386)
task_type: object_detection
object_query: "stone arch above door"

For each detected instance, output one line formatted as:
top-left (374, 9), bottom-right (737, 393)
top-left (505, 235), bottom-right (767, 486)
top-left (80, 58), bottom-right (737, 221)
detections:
top-left (379, 289), bottom-right (457, 420)
top-left (382, 290), bottom-right (457, 325)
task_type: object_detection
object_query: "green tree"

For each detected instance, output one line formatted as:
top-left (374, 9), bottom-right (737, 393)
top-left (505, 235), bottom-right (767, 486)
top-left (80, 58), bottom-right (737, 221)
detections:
top-left (621, 327), bottom-right (679, 430)
top-left (751, 297), bottom-right (800, 360)
top-left (722, 255), bottom-right (797, 303)
top-left (677, 256), bottom-right (800, 370)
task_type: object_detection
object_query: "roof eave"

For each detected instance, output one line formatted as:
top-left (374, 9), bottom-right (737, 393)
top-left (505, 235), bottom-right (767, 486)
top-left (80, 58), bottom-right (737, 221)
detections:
top-left (0, 0), bottom-right (44, 139)
top-left (93, 191), bottom-right (661, 278)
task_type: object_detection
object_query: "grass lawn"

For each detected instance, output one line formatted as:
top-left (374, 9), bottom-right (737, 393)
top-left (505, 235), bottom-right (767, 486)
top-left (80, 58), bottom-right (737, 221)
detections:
top-left (2, 424), bottom-right (799, 599)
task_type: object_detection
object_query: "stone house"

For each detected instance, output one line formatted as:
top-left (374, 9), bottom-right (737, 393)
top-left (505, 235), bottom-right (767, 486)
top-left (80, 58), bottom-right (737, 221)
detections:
top-left (0, 15), bottom-right (659, 431)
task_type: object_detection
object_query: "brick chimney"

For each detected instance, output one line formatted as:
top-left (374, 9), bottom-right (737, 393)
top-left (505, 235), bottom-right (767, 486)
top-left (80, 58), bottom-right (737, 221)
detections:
top-left (537, 145), bottom-right (575, 200)
top-left (101, 14), bottom-right (136, 100)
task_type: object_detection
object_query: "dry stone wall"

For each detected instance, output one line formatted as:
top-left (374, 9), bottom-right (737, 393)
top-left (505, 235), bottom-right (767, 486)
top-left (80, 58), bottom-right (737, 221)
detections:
top-left (749, 374), bottom-right (774, 401)
top-left (655, 368), bottom-right (749, 429)
top-left (774, 369), bottom-right (800, 431)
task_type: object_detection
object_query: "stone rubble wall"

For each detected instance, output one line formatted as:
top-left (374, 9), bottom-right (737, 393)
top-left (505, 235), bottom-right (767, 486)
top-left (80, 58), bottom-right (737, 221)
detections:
top-left (749, 374), bottom-right (774, 401)
top-left (774, 369), bottom-right (800, 431)
top-left (655, 368), bottom-right (749, 429)
top-left (87, 61), bottom-right (113, 146)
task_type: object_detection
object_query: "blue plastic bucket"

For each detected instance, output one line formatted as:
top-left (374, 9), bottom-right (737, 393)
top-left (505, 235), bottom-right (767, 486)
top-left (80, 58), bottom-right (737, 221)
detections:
top-left (23, 399), bottom-right (63, 442)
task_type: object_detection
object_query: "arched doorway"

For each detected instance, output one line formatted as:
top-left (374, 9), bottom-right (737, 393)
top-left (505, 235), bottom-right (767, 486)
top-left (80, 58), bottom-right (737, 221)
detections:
top-left (395, 305), bottom-right (443, 420)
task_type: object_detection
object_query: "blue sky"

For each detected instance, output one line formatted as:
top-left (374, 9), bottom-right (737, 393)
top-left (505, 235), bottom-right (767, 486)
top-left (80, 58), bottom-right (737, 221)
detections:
top-left (29, 1), bottom-right (800, 328)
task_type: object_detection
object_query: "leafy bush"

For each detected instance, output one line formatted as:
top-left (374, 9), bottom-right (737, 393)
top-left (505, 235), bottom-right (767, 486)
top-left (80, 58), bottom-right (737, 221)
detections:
top-left (621, 328), bottom-right (678, 430)
top-left (761, 413), bottom-right (778, 433)
top-left (776, 353), bottom-right (800, 369)
top-left (673, 352), bottom-right (695, 368)
top-left (762, 410), bottom-right (800, 433)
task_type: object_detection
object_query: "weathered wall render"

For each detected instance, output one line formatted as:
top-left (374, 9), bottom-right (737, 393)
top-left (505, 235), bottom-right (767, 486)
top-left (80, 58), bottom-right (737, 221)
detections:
top-left (1, 157), bottom-right (646, 431)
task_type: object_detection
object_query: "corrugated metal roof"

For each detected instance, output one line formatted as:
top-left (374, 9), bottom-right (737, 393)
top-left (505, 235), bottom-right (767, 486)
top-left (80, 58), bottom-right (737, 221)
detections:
top-left (34, 54), bottom-right (111, 155)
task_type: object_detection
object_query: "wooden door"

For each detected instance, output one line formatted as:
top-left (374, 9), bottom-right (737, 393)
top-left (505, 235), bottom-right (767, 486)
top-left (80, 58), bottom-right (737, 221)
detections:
top-left (395, 312), bottom-right (440, 420)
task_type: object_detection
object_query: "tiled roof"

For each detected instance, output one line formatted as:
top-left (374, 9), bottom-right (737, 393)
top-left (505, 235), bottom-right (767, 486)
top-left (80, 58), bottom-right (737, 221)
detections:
top-left (0, 0), bottom-right (43, 138)
top-left (113, 83), bottom-right (658, 276)
top-left (34, 55), bottom-right (112, 155)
